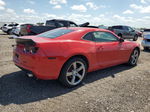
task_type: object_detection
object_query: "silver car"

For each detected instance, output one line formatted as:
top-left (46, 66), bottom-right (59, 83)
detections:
top-left (142, 29), bottom-right (150, 50)
top-left (12, 25), bottom-right (21, 36)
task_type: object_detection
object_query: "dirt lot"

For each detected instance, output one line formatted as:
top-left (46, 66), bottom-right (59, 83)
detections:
top-left (0, 31), bottom-right (150, 112)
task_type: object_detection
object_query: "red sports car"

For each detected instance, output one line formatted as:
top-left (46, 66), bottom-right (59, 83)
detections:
top-left (13, 27), bottom-right (140, 87)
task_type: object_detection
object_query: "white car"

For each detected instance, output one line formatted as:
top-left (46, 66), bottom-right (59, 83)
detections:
top-left (1, 23), bottom-right (18, 34)
top-left (12, 23), bottom-right (26, 36)
top-left (12, 25), bottom-right (21, 36)
top-left (141, 29), bottom-right (150, 50)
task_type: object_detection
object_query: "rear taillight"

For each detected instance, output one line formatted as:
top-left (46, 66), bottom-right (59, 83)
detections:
top-left (23, 46), bottom-right (39, 54)
top-left (27, 25), bottom-right (31, 33)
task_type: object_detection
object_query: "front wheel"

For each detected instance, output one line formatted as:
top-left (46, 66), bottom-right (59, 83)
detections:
top-left (133, 35), bottom-right (138, 41)
top-left (59, 58), bottom-right (87, 87)
top-left (127, 48), bottom-right (140, 66)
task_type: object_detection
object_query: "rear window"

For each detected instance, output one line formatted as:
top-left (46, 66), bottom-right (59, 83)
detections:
top-left (8, 24), bottom-right (14, 27)
top-left (46, 21), bottom-right (56, 27)
top-left (37, 29), bottom-right (74, 39)
top-left (112, 26), bottom-right (123, 29)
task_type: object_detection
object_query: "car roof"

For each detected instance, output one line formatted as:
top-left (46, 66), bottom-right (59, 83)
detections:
top-left (59, 27), bottom-right (109, 32)
top-left (54, 27), bottom-right (113, 40)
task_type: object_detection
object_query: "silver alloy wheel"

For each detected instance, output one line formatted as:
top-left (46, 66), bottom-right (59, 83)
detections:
top-left (66, 61), bottom-right (86, 85)
top-left (131, 49), bottom-right (139, 65)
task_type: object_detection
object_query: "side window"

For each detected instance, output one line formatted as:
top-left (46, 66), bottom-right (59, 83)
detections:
top-left (83, 32), bottom-right (94, 41)
top-left (46, 21), bottom-right (56, 27)
top-left (113, 26), bottom-right (123, 29)
top-left (124, 26), bottom-right (128, 30)
top-left (93, 32), bottom-right (118, 42)
top-left (58, 21), bottom-right (67, 27)
top-left (8, 24), bottom-right (13, 27)
top-left (69, 22), bottom-right (77, 27)
top-left (128, 27), bottom-right (134, 32)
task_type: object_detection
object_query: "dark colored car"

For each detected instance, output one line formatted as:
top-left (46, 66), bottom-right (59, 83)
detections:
top-left (20, 19), bottom-right (89, 36)
top-left (1, 23), bottom-right (19, 34)
top-left (108, 25), bottom-right (139, 41)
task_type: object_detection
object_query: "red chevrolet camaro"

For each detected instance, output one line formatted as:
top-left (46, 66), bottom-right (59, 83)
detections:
top-left (13, 27), bottom-right (140, 87)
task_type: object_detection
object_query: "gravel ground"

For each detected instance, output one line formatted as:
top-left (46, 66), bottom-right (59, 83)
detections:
top-left (0, 32), bottom-right (150, 112)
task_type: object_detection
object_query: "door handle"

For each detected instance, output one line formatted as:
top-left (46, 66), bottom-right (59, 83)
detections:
top-left (97, 46), bottom-right (103, 50)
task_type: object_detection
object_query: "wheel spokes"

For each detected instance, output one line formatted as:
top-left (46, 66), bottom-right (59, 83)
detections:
top-left (66, 72), bottom-right (72, 76)
top-left (73, 62), bottom-right (77, 69)
top-left (66, 61), bottom-right (86, 85)
top-left (71, 75), bottom-right (76, 84)
top-left (76, 73), bottom-right (82, 79)
top-left (77, 65), bottom-right (84, 72)
top-left (131, 50), bottom-right (139, 64)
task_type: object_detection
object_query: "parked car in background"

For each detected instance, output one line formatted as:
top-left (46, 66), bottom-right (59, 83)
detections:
top-left (108, 25), bottom-right (139, 41)
top-left (20, 19), bottom-right (90, 36)
top-left (11, 23), bottom-right (26, 36)
top-left (12, 26), bottom-right (20, 36)
top-left (136, 30), bottom-right (142, 37)
top-left (13, 27), bottom-right (140, 87)
top-left (142, 29), bottom-right (150, 50)
top-left (1, 23), bottom-right (18, 34)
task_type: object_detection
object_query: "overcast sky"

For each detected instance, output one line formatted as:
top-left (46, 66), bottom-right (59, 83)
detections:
top-left (0, 0), bottom-right (150, 28)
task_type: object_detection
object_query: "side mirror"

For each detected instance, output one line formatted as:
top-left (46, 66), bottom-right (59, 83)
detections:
top-left (119, 38), bottom-right (124, 42)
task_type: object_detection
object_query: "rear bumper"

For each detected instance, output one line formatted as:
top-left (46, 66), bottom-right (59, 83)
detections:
top-left (13, 51), bottom-right (63, 80)
top-left (142, 40), bottom-right (150, 48)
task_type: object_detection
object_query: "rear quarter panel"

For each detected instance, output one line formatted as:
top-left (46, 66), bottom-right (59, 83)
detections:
top-left (40, 39), bottom-right (97, 73)
top-left (59, 40), bottom-right (97, 72)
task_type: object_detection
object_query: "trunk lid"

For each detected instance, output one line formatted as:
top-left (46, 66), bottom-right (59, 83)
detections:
top-left (15, 36), bottom-right (55, 45)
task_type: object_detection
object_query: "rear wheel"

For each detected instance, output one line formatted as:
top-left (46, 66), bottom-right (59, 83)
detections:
top-left (7, 30), bottom-right (12, 35)
top-left (133, 35), bottom-right (138, 41)
top-left (59, 58), bottom-right (87, 87)
top-left (127, 48), bottom-right (139, 66)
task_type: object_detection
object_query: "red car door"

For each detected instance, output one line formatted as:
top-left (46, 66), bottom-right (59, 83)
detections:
top-left (93, 31), bottom-right (123, 68)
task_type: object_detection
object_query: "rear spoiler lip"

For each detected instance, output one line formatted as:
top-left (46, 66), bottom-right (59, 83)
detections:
top-left (11, 36), bottom-right (36, 46)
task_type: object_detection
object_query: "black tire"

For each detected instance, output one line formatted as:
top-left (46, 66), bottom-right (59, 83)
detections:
top-left (7, 30), bottom-right (12, 35)
top-left (133, 35), bottom-right (138, 41)
top-left (59, 57), bottom-right (87, 87)
top-left (127, 48), bottom-right (140, 66)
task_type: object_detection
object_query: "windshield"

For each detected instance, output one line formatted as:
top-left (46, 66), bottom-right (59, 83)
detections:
top-left (37, 29), bottom-right (74, 39)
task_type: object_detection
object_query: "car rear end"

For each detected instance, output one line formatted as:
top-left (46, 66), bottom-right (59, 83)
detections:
top-left (142, 30), bottom-right (150, 50)
top-left (1, 24), bottom-right (8, 33)
top-left (13, 36), bottom-right (63, 80)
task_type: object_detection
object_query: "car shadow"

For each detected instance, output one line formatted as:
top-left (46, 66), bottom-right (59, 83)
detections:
top-left (143, 49), bottom-right (150, 53)
top-left (0, 33), bottom-right (8, 35)
top-left (0, 64), bottom-right (132, 105)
